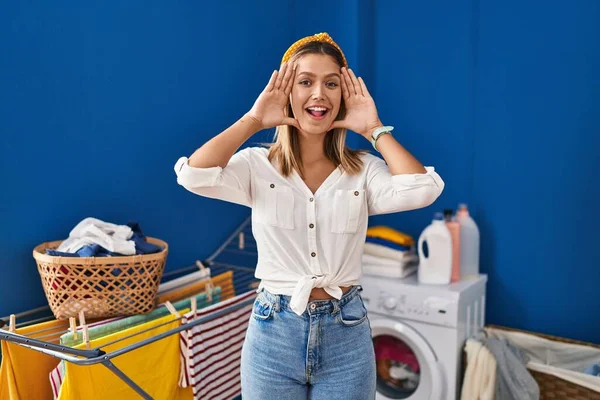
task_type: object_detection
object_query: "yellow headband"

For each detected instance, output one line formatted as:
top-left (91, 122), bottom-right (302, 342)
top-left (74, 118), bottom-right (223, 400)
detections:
top-left (281, 32), bottom-right (348, 67)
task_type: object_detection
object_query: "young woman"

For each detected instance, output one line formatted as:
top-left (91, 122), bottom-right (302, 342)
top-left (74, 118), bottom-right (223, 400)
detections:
top-left (175, 32), bottom-right (444, 400)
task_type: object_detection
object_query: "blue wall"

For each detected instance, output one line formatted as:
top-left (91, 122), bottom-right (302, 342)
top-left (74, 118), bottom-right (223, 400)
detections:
top-left (1, 1), bottom-right (598, 343)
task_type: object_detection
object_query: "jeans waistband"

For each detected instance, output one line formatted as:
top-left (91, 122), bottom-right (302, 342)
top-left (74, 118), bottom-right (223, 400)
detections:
top-left (259, 285), bottom-right (362, 315)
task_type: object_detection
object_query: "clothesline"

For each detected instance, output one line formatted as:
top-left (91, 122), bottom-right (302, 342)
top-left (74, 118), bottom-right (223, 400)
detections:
top-left (1, 215), bottom-right (259, 400)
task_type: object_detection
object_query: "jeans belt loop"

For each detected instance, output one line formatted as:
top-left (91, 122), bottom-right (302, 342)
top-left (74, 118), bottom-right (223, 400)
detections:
top-left (332, 300), bottom-right (340, 316)
top-left (274, 294), bottom-right (281, 312)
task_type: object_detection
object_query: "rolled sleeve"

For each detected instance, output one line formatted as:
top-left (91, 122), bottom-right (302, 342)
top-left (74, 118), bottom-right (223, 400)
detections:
top-left (367, 158), bottom-right (445, 216)
top-left (174, 149), bottom-right (252, 208)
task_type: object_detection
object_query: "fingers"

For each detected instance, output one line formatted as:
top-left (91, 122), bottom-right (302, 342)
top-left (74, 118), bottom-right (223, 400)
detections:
top-left (340, 68), bottom-right (350, 100)
top-left (282, 117), bottom-right (300, 130)
top-left (347, 68), bottom-right (363, 96)
top-left (275, 62), bottom-right (289, 90)
top-left (342, 67), bottom-right (358, 96)
top-left (358, 77), bottom-right (371, 98)
top-left (283, 62), bottom-right (296, 96)
top-left (341, 67), bottom-right (355, 96)
top-left (265, 70), bottom-right (278, 92)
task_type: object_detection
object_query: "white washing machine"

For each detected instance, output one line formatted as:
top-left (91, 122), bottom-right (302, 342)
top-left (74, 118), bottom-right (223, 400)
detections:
top-left (360, 274), bottom-right (487, 400)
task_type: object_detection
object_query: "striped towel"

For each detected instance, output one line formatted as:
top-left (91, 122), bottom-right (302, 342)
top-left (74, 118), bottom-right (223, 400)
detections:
top-left (179, 290), bottom-right (255, 400)
top-left (49, 360), bottom-right (66, 399)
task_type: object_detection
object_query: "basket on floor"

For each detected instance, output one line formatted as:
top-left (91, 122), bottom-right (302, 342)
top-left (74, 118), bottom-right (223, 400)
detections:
top-left (463, 325), bottom-right (600, 400)
top-left (487, 325), bottom-right (600, 400)
top-left (33, 238), bottom-right (168, 319)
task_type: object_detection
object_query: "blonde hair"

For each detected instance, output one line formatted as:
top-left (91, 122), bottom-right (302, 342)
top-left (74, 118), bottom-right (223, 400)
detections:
top-left (267, 41), bottom-right (367, 178)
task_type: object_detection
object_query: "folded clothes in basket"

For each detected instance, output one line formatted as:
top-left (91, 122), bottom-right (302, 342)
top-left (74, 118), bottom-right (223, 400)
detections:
top-left (46, 218), bottom-right (162, 257)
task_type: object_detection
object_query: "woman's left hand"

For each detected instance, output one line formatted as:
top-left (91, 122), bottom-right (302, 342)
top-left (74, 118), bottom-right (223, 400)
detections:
top-left (328, 67), bottom-right (383, 138)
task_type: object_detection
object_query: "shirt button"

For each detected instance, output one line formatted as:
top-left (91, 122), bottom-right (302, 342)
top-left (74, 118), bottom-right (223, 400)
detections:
top-left (309, 304), bottom-right (317, 310)
top-left (270, 184), bottom-right (275, 188)
top-left (309, 197), bottom-right (314, 202)
top-left (354, 191), bottom-right (359, 196)
top-left (311, 252), bottom-right (316, 257)
top-left (309, 223), bottom-right (314, 229)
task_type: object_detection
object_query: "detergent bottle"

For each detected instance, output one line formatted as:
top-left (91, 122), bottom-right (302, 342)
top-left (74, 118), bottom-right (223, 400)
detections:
top-left (456, 203), bottom-right (480, 278)
top-left (417, 212), bottom-right (452, 285)
top-left (444, 209), bottom-right (461, 282)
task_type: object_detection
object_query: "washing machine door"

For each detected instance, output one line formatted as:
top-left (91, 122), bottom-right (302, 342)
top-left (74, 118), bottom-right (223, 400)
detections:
top-left (371, 319), bottom-right (444, 400)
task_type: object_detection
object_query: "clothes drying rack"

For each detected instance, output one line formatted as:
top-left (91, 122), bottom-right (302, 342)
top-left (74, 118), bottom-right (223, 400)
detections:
top-left (0, 215), bottom-right (259, 399)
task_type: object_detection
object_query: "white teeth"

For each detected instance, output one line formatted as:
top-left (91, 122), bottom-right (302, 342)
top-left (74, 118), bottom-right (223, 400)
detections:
top-left (307, 107), bottom-right (327, 112)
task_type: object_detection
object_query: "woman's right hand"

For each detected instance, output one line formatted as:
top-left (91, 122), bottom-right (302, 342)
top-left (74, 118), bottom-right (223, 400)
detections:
top-left (246, 62), bottom-right (300, 130)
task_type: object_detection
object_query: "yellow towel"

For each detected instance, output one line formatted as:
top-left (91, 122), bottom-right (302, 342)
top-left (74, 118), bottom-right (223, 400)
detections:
top-left (0, 319), bottom-right (68, 400)
top-left (58, 312), bottom-right (192, 400)
top-left (366, 226), bottom-right (415, 247)
top-left (157, 270), bottom-right (235, 304)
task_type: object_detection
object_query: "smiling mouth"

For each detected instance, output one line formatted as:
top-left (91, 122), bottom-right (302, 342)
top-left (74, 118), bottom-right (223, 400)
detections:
top-left (305, 106), bottom-right (329, 120)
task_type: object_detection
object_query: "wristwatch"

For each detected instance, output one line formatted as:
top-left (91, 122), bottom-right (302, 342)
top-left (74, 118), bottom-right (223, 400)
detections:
top-left (370, 126), bottom-right (394, 151)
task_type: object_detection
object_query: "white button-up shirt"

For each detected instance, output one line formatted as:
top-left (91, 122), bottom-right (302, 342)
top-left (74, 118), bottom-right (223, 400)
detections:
top-left (174, 147), bottom-right (444, 315)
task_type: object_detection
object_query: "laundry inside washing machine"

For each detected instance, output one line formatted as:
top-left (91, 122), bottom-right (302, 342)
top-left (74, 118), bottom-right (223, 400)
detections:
top-left (374, 335), bottom-right (420, 398)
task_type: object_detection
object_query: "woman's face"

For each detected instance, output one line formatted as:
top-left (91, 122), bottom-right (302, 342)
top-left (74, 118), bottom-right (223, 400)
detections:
top-left (290, 53), bottom-right (342, 135)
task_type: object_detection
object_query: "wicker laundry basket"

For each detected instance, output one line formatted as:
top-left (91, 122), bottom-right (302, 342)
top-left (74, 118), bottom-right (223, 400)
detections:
top-left (33, 238), bottom-right (168, 319)
top-left (463, 325), bottom-right (600, 400)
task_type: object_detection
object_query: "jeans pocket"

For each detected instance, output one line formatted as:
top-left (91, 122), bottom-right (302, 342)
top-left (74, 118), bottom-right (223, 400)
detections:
top-left (252, 293), bottom-right (275, 321)
top-left (337, 295), bottom-right (368, 327)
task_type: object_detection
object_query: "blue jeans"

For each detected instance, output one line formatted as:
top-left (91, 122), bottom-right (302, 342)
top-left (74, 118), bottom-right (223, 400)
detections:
top-left (241, 285), bottom-right (376, 399)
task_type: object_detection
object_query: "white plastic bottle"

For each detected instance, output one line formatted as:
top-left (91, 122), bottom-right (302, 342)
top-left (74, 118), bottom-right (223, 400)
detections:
top-left (456, 203), bottom-right (480, 278)
top-left (418, 212), bottom-right (453, 285)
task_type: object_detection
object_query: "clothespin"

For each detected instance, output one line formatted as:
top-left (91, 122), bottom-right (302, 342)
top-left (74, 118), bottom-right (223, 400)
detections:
top-left (82, 325), bottom-right (90, 350)
top-left (238, 232), bottom-right (245, 250)
top-left (9, 314), bottom-right (16, 333)
top-left (191, 297), bottom-right (197, 317)
top-left (69, 317), bottom-right (78, 340)
top-left (205, 282), bottom-right (213, 303)
top-left (164, 301), bottom-right (181, 318)
top-left (79, 311), bottom-right (90, 349)
top-left (195, 260), bottom-right (206, 273)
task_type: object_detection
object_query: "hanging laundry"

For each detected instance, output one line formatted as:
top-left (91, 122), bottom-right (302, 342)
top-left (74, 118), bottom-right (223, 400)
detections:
top-left (461, 338), bottom-right (497, 400)
top-left (54, 312), bottom-right (193, 400)
top-left (158, 268), bottom-right (211, 294)
top-left (158, 270), bottom-right (235, 304)
top-left (60, 288), bottom-right (222, 347)
top-left (179, 290), bottom-right (255, 400)
top-left (461, 335), bottom-right (540, 400)
top-left (0, 319), bottom-right (70, 400)
top-left (486, 338), bottom-right (540, 400)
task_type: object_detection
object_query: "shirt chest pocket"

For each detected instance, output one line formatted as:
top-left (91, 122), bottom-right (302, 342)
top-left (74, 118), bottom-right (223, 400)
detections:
top-left (254, 178), bottom-right (295, 230)
top-left (331, 189), bottom-right (365, 234)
